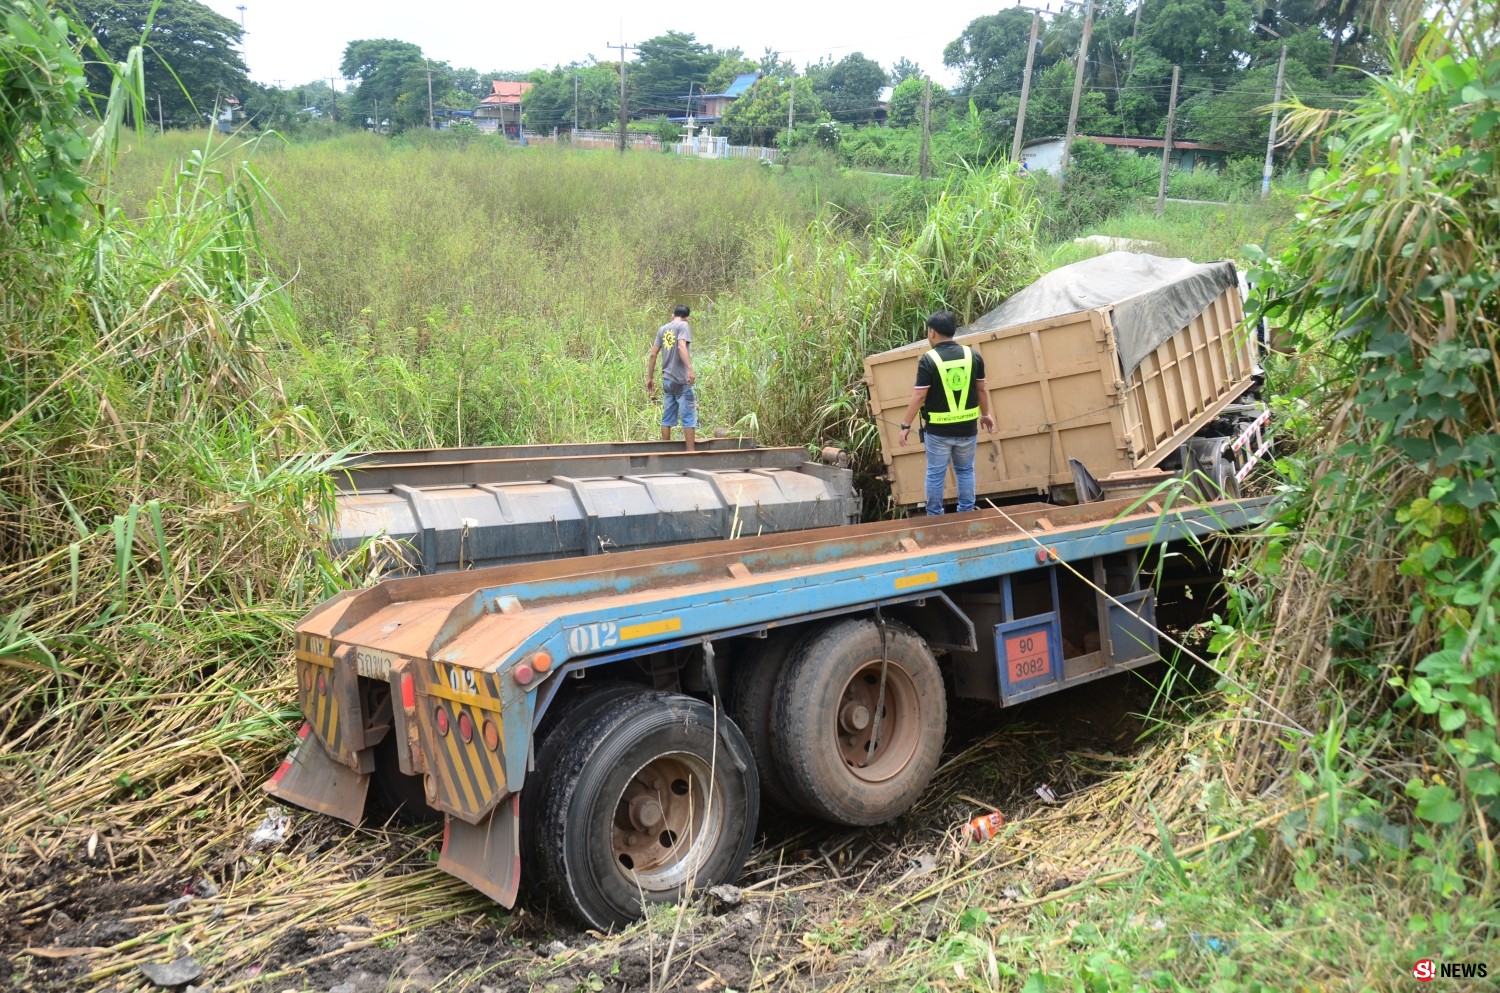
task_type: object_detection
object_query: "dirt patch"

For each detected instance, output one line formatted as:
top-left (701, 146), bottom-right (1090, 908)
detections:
top-left (1, 673), bottom-right (1160, 992)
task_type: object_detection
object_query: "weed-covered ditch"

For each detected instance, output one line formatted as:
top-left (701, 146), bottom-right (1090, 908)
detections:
top-left (3, 1), bottom-right (1498, 991)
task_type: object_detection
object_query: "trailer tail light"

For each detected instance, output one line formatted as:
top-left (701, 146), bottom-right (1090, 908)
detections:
top-left (482, 719), bottom-right (500, 751)
top-left (512, 664), bottom-right (534, 685)
top-left (435, 705), bottom-right (450, 736)
top-left (457, 712), bottom-right (474, 743)
top-left (531, 650), bottom-right (552, 673)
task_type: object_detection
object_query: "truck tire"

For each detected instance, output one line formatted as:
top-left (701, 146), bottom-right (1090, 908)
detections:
top-left (525, 688), bottom-right (759, 930)
top-left (369, 731), bottom-right (440, 825)
top-left (727, 630), bottom-right (806, 813)
top-left (771, 618), bottom-right (945, 826)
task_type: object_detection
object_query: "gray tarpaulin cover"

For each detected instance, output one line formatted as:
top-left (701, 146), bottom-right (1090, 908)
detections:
top-left (964, 252), bottom-right (1239, 375)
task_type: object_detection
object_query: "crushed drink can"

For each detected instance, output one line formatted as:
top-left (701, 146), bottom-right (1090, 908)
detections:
top-left (963, 811), bottom-right (1005, 842)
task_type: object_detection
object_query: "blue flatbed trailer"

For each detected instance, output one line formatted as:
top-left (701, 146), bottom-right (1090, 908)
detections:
top-left (267, 493), bottom-right (1268, 928)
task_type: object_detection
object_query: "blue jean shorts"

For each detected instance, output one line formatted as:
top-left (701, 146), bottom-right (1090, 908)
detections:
top-left (661, 383), bottom-right (697, 428)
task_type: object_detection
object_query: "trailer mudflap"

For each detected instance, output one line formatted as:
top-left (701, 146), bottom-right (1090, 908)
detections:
top-left (437, 794), bottom-right (521, 908)
top-left (263, 723), bottom-right (371, 825)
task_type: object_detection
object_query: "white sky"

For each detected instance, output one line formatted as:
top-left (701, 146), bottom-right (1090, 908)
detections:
top-left (199, 0), bottom-right (1016, 91)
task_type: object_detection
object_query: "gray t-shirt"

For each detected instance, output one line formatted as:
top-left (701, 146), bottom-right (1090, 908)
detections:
top-left (654, 319), bottom-right (692, 385)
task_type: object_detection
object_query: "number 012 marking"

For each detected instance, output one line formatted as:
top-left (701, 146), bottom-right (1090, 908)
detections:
top-left (1005, 629), bottom-right (1051, 684)
top-left (567, 621), bottom-right (619, 655)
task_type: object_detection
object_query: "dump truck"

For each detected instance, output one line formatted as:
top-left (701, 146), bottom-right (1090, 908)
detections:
top-left (268, 487), bottom-right (1267, 928)
top-left (864, 252), bottom-right (1271, 507)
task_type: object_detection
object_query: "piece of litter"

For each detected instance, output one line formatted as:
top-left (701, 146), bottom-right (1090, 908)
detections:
top-left (191, 878), bottom-right (220, 899)
top-left (248, 807), bottom-right (289, 850)
top-left (706, 884), bottom-right (743, 906)
top-left (962, 811), bottom-right (1005, 842)
top-left (1035, 783), bottom-right (1058, 803)
top-left (164, 896), bottom-right (193, 915)
top-left (139, 956), bottom-right (203, 986)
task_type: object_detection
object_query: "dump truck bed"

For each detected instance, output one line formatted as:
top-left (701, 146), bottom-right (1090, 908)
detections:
top-left (864, 253), bottom-right (1257, 506)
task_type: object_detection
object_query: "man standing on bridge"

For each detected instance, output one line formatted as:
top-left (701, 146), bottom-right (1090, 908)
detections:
top-left (645, 304), bottom-right (698, 451)
top-left (897, 310), bottom-right (995, 514)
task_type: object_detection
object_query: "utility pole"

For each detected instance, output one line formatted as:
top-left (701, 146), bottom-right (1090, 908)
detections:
top-left (157, 93), bottom-right (163, 131)
top-left (1126, 0), bottom-right (1143, 80)
top-left (786, 78), bottom-right (794, 147)
top-left (329, 75), bottom-right (337, 123)
top-left (1155, 65), bottom-right (1179, 216)
top-left (918, 79), bottom-right (932, 180)
top-left (236, 5), bottom-right (245, 28)
top-left (1061, 0), bottom-right (1095, 186)
top-left (1011, 10), bottom-right (1041, 162)
top-left (1261, 45), bottom-right (1288, 200)
top-left (426, 64), bottom-right (435, 129)
top-left (573, 73), bottom-right (579, 132)
top-left (608, 40), bottom-right (634, 153)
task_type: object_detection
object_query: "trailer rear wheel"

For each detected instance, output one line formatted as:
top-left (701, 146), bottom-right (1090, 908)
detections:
top-left (771, 619), bottom-right (945, 826)
top-left (526, 689), bottom-right (758, 929)
top-left (727, 630), bottom-right (806, 813)
top-left (368, 731), bottom-right (440, 825)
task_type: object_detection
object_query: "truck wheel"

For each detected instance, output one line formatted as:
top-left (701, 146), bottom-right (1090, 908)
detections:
top-left (526, 689), bottom-right (759, 929)
top-left (727, 630), bottom-right (806, 813)
top-left (369, 731), bottom-right (440, 825)
top-left (771, 618), bottom-right (945, 826)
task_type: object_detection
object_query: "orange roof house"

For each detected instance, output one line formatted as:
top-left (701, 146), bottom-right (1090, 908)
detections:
top-left (477, 80), bottom-right (533, 133)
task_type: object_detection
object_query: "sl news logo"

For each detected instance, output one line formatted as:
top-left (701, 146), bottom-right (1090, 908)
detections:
top-left (1413, 958), bottom-right (1488, 982)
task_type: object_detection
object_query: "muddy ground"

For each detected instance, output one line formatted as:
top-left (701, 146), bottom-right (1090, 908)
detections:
top-left (3, 669), bottom-right (1170, 993)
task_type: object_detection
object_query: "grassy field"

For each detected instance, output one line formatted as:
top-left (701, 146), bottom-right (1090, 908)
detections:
top-left (5, 14), bottom-right (1498, 987)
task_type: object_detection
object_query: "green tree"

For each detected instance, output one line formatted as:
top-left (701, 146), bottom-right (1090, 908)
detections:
top-left (630, 31), bottom-right (721, 114)
top-left (340, 38), bottom-right (427, 129)
top-left (943, 8), bottom-right (1049, 114)
top-left (886, 76), bottom-right (926, 128)
top-left (805, 51), bottom-right (888, 124)
top-left (704, 51), bottom-right (757, 94)
top-left (522, 62), bottom-right (619, 131)
top-left (68, 0), bottom-right (247, 128)
top-left (721, 74), bottom-right (824, 147)
top-left (889, 57), bottom-right (923, 86)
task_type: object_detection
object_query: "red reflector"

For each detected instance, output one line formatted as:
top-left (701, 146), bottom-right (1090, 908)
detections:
top-left (483, 719), bottom-right (500, 751)
top-left (270, 759), bottom-right (292, 784)
top-left (400, 674), bottom-right (416, 710)
top-left (458, 712), bottom-right (474, 743)
top-left (317, 672), bottom-right (328, 695)
top-left (436, 706), bottom-right (450, 735)
top-left (297, 723), bottom-right (311, 740)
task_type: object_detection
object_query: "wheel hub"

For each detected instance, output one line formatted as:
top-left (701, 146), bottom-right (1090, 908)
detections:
top-left (611, 753), bottom-right (721, 888)
top-left (836, 660), bottom-right (920, 781)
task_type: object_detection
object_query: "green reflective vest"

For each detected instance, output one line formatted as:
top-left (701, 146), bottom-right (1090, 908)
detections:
top-left (925, 346), bottom-right (979, 424)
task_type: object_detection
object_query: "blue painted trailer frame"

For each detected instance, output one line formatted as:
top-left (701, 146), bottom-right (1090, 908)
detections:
top-left (270, 492), bottom-right (1268, 911)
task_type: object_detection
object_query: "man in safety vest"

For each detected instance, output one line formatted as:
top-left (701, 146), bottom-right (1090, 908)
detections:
top-left (897, 311), bottom-right (996, 514)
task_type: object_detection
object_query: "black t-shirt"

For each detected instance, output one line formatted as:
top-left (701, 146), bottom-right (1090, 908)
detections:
top-left (914, 340), bottom-right (986, 438)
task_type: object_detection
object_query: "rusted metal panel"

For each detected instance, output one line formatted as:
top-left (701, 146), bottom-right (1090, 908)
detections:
top-left (262, 723), bottom-right (369, 825)
top-left (437, 795), bottom-right (521, 908)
